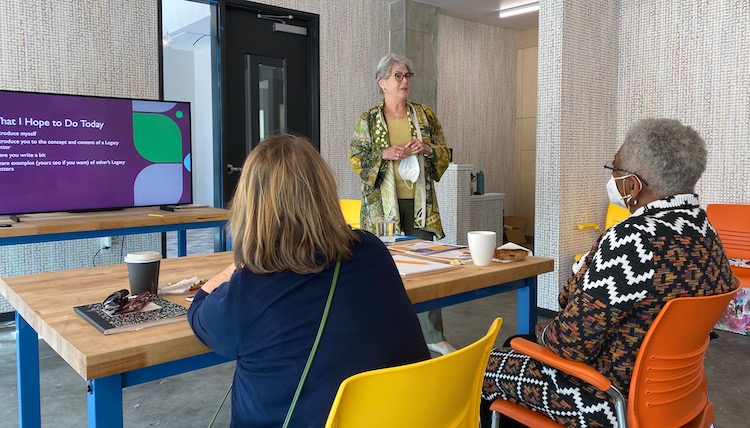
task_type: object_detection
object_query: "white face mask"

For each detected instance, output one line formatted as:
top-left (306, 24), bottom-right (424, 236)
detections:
top-left (398, 154), bottom-right (420, 184)
top-left (607, 176), bottom-right (631, 209)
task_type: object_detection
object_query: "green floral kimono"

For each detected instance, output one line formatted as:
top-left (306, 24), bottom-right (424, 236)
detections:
top-left (349, 100), bottom-right (450, 239)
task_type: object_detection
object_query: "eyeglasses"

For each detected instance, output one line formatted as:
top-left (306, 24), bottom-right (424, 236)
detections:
top-left (603, 161), bottom-right (649, 186)
top-left (387, 72), bottom-right (414, 82)
top-left (102, 289), bottom-right (153, 315)
top-left (102, 289), bottom-right (130, 314)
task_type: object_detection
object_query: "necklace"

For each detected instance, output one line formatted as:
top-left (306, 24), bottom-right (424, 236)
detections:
top-left (386, 110), bottom-right (406, 119)
top-left (385, 104), bottom-right (407, 118)
top-left (373, 105), bottom-right (416, 151)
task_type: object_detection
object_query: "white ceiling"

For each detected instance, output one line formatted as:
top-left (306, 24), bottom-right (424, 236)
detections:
top-left (405, 0), bottom-right (539, 31)
top-left (163, 0), bottom-right (539, 51)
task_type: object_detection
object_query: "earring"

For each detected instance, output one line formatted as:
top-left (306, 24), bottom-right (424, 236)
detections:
top-left (631, 198), bottom-right (638, 206)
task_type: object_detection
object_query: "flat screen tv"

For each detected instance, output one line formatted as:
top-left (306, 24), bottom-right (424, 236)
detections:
top-left (0, 90), bottom-right (193, 216)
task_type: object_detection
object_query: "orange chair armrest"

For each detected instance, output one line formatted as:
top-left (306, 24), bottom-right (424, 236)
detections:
top-left (510, 338), bottom-right (612, 391)
top-left (490, 398), bottom-right (562, 428)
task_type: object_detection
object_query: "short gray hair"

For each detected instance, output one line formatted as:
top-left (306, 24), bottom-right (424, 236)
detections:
top-left (619, 118), bottom-right (707, 198)
top-left (375, 53), bottom-right (413, 83)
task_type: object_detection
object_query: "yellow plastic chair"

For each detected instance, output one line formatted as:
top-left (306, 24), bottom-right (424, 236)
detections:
top-left (339, 199), bottom-right (362, 229)
top-left (576, 203), bottom-right (630, 260)
top-left (324, 317), bottom-right (503, 428)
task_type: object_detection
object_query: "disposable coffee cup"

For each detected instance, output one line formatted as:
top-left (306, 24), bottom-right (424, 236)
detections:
top-left (124, 251), bottom-right (162, 295)
top-left (467, 231), bottom-right (497, 266)
top-left (375, 219), bottom-right (397, 245)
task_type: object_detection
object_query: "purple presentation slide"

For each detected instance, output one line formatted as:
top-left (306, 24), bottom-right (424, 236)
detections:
top-left (0, 90), bottom-right (192, 215)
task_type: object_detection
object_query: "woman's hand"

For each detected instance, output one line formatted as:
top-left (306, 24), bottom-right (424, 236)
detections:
top-left (405, 139), bottom-right (432, 156)
top-left (201, 263), bottom-right (236, 294)
top-left (383, 145), bottom-right (411, 161)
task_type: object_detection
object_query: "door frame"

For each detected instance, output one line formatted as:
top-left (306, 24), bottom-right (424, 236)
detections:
top-left (218, 0), bottom-right (320, 204)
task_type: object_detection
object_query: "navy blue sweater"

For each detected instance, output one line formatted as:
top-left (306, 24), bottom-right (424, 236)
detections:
top-left (188, 231), bottom-right (430, 427)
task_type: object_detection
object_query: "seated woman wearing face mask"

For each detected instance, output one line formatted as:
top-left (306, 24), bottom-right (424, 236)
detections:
top-left (480, 118), bottom-right (737, 428)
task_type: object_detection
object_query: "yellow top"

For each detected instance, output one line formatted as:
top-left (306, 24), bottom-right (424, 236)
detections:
top-left (386, 117), bottom-right (416, 199)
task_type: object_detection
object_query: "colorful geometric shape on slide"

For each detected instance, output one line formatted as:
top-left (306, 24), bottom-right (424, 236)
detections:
top-left (132, 100), bottom-right (177, 114)
top-left (133, 163), bottom-right (184, 205)
top-left (184, 153), bottom-right (192, 172)
top-left (133, 112), bottom-right (183, 162)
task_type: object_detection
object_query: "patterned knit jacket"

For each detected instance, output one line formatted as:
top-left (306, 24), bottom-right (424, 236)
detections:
top-left (539, 194), bottom-right (736, 395)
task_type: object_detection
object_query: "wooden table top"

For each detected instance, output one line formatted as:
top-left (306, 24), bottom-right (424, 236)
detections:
top-left (0, 250), bottom-right (553, 381)
top-left (0, 206), bottom-right (229, 238)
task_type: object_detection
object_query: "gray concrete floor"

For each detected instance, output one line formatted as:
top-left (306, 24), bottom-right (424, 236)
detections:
top-left (1, 230), bottom-right (748, 427)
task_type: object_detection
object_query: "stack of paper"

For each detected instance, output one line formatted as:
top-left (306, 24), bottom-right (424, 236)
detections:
top-left (391, 254), bottom-right (455, 276)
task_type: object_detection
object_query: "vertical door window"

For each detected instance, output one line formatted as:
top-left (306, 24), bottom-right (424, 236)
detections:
top-left (245, 55), bottom-right (286, 148)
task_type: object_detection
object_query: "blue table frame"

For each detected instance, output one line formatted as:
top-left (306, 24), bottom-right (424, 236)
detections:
top-left (0, 210), bottom-right (228, 257)
top-left (412, 277), bottom-right (538, 336)
top-left (8, 254), bottom-right (551, 427)
top-left (0, 222), bottom-right (228, 257)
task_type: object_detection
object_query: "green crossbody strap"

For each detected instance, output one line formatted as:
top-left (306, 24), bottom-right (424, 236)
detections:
top-left (281, 256), bottom-right (342, 428)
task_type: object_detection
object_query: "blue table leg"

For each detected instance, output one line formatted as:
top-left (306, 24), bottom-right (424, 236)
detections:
top-left (177, 230), bottom-right (187, 257)
top-left (16, 312), bottom-right (41, 428)
top-left (213, 227), bottom-right (231, 252)
top-left (516, 276), bottom-right (538, 335)
top-left (88, 375), bottom-right (124, 428)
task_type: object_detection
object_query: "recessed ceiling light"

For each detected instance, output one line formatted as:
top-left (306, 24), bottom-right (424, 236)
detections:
top-left (499, 2), bottom-right (540, 18)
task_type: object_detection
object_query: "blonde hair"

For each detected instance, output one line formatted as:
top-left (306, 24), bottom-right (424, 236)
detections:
top-left (229, 134), bottom-right (357, 274)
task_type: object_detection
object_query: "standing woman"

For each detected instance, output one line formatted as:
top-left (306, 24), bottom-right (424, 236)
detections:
top-left (349, 53), bottom-right (455, 355)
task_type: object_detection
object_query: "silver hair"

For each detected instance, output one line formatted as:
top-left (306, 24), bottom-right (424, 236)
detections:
top-left (375, 53), bottom-right (413, 86)
top-left (619, 118), bottom-right (707, 198)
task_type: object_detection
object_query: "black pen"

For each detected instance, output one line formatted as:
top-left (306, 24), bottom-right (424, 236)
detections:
top-left (0, 224), bottom-right (12, 227)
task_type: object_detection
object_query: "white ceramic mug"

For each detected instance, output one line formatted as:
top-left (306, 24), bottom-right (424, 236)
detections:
top-left (467, 231), bottom-right (497, 266)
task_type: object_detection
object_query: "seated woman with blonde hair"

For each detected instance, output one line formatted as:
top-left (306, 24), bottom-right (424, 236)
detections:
top-left (189, 134), bottom-right (429, 428)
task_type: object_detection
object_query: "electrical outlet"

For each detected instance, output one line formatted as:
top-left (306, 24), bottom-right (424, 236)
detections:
top-left (100, 237), bottom-right (112, 249)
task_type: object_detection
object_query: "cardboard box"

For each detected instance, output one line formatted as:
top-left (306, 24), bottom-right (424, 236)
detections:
top-left (504, 216), bottom-right (528, 244)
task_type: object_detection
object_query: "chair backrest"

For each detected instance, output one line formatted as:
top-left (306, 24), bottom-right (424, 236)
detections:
top-left (575, 204), bottom-right (631, 262)
top-left (627, 285), bottom-right (740, 428)
top-left (325, 317), bottom-right (502, 428)
top-left (339, 199), bottom-right (362, 229)
top-left (605, 203), bottom-right (630, 230)
top-left (706, 204), bottom-right (750, 260)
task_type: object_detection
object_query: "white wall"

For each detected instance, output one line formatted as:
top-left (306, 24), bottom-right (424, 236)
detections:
top-left (535, 0), bottom-right (750, 311)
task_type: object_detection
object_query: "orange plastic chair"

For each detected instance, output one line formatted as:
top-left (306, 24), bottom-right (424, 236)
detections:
top-left (325, 318), bottom-right (502, 428)
top-left (490, 279), bottom-right (741, 428)
top-left (707, 204), bottom-right (750, 287)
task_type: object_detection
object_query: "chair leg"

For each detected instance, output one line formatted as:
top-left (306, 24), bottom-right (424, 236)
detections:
top-left (490, 411), bottom-right (500, 428)
top-left (489, 411), bottom-right (528, 428)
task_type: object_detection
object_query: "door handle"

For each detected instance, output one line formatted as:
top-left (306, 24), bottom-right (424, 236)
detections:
top-left (226, 163), bottom-right (243, 175)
